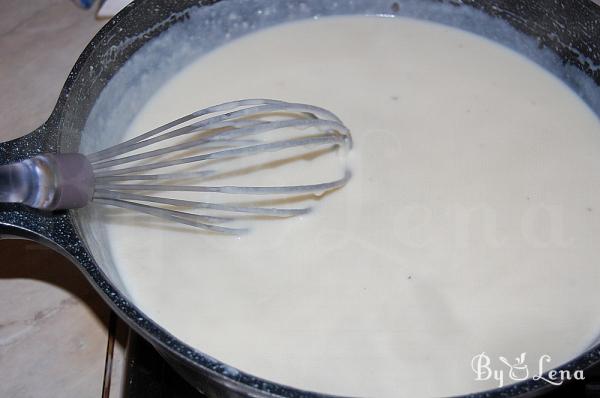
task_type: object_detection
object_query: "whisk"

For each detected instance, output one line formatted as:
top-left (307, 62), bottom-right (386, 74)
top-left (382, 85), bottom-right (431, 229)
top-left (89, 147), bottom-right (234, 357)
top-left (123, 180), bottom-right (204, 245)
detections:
top-left (0, 99), bottom-right (352, 234)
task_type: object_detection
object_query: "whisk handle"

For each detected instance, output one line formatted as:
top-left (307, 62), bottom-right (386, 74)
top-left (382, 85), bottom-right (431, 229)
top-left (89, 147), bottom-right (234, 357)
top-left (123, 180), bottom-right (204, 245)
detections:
top-left (0, 161), bottom-right (31, 205)
top-left (0, 153), bottom-right (94, 211)
top-left (0, 128), bottom-right (85, 252)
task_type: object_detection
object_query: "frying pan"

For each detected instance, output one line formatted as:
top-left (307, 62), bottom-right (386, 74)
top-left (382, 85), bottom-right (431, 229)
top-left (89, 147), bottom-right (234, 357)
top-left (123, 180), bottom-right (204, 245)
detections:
top-left (1, 0), bottom-right (600, 396)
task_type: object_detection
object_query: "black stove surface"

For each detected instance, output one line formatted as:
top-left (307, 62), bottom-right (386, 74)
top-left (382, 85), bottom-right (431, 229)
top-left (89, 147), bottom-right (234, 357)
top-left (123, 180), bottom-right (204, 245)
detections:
top-left (124, 332), bottom-right (600, 398)
top-left (124, 333), bottom-right (207, 398)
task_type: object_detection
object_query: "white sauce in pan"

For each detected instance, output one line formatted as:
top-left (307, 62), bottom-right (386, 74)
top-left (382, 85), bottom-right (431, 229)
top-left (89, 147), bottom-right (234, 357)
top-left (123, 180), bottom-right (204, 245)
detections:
top-left (102, 16), bottom-right (600, 397)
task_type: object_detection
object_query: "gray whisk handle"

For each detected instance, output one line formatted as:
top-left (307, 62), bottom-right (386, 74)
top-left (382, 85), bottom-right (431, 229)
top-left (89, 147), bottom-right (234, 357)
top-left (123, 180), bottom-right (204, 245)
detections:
top-left (0, 153), bottom-right (94, 211)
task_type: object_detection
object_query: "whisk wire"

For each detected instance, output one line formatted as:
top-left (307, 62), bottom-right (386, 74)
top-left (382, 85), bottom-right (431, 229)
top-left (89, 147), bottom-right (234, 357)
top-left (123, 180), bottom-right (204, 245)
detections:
top-left (91, 119), bottom-right (346, 171)
top-left (94, 198), bottom-right (247, 235)
top-left (93, 133), bottom-right (347, 177)
top-left (87, 99), bottom-right (346, 163)
top-left (95, 170), bottom-right (351, 195)
top-left (93, 190), bottom-right (311, 217)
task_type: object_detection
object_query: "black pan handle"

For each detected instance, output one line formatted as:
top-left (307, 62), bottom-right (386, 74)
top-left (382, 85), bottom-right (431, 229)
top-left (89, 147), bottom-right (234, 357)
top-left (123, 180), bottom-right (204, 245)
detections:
top-left (0, 125), bottom-right (74, 247)
top-left (0, 124), bottom-right (57, 164)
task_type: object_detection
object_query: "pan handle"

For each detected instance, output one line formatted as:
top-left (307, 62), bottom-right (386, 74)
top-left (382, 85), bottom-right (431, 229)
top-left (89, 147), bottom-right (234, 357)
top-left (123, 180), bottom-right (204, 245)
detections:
top-left (0, 125), bottom-right (73, 245)
top-left (0, 124), bottom-right (57, 164)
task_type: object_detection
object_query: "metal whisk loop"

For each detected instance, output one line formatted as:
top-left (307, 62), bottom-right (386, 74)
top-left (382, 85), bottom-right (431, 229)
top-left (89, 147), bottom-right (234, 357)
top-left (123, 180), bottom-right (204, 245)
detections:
top-left (89, 99), bottom-right (352, 234)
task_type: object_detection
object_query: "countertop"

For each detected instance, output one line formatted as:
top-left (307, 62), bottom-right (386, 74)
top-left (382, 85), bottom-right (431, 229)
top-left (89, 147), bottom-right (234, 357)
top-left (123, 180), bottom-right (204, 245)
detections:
top-left (0, 2), bottom-right (119, 397)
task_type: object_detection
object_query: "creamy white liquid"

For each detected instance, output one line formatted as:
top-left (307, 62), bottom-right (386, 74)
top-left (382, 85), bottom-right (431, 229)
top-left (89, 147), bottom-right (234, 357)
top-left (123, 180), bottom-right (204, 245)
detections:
top-left (103, 16), bottom-right (600, 397)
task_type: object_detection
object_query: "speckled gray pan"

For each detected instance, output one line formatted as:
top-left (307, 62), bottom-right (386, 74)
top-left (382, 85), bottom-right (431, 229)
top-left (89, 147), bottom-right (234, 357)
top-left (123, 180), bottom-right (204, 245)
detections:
top-left (1, 1), bottom-right (600, 397)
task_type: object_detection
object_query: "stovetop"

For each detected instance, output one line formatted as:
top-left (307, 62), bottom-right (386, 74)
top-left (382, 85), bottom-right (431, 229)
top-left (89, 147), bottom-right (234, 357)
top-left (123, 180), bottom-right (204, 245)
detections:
top-left (105, 314), bottom-right (600, 398)
top-left (124, 333), bottom-right (207, 397)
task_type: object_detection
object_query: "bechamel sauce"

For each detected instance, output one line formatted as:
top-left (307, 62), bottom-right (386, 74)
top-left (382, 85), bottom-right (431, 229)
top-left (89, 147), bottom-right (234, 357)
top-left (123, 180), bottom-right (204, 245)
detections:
top-left (102, 16), bottom-right (600, 397)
